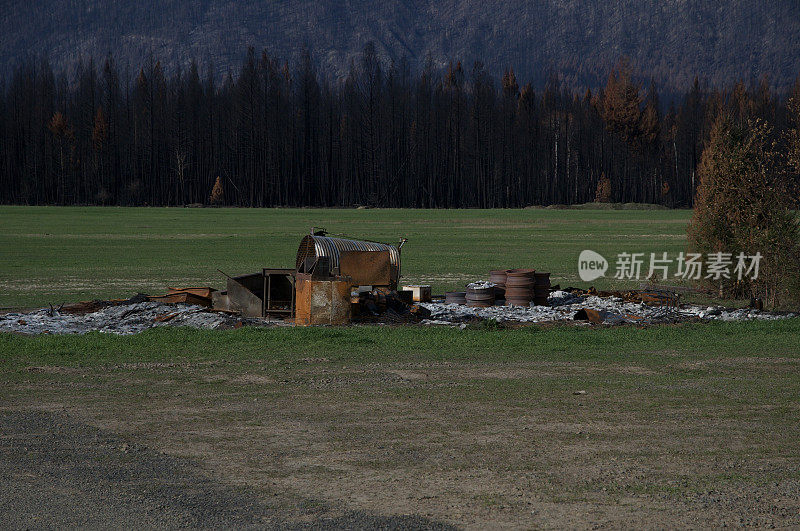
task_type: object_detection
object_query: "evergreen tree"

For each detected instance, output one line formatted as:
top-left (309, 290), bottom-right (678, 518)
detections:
top-left (687, 115), bottom-right (800, 306)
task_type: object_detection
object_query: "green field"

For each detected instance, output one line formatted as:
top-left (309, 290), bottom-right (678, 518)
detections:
top-left (3, 206), bottom-right (800, 527)
top-left (0, 205), bottom-right (690, 309)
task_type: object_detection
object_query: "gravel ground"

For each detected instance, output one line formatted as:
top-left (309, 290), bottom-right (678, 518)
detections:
top-left (0, 411), bottom-right (454, 530)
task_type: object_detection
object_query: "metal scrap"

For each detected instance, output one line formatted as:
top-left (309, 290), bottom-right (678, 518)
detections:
top-left (225, 273), bottom-right (264, 318)
top-left (295, 232), bottom-right (406, 290)
top-left (573, 308), bottom-right (604, 323)
top-left (148, 290), bottom-right (213, 307)
top-left (294, 273), bottom-right (352, 326)
top-left (505, 269), bottom-right (535, 306)
top-left (338, 250), bottom-right (392, 287)
top-left (61, 293), bottom-right (150, 315)
top-left (466, 282), bottom-right (495, 307)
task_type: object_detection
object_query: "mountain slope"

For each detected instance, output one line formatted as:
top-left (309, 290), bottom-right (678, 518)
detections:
top-left (2, 1), bottom-right (799, 91)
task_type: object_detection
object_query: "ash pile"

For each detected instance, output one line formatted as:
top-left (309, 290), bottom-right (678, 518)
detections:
top-left (421, 269), bottom-right (797, 325)
top-left (0, 297), bottom-right (262, 336)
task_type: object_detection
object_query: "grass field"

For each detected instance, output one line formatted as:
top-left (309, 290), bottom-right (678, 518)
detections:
top-left (3, 206), bottom-right (800, 527)
top-left (0, 205), bottom-right (690, 309)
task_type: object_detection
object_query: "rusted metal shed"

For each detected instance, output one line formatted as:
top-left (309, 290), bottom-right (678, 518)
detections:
top-left (295, 234), bottom-right (405, 289)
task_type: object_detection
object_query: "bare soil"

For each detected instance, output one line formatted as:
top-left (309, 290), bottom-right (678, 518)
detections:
top-left (3, 355), bottom-right (800, 528)
top-left (0, 410), bottom-right (453, 530)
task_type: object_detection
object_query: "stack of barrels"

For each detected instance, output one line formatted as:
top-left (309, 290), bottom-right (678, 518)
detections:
top-left (504, 269), bottom-right (536, 306)
top-left (533, 272), bottom-right (551, 306)
top-left (489, 270), bottom-right (508, 305)
top-left (445, 291), bottom-right (467, 305)
top-left (442, 269), bottom-right (551, 307)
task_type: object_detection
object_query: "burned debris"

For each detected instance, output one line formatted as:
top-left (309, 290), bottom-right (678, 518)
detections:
top-left (0, 230), bottom-right (426, 334)
top-left (1, 230), bottom-right (797, 335)
top-left (217, 231), bottom-right (423, 325)
top-left (148, 287), bottom-right (215, 307)
top-left (421, 286), bottom-right (795, 325)
top-left (1, 302), bottom-right (258, 335)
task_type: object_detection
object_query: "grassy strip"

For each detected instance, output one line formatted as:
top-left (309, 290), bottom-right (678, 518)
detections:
top-left (3, 319), bottom-right (799, 369)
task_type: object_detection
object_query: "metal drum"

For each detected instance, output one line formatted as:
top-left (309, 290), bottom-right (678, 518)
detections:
top-left (466, 284), bottom-right (495, 307)
top-left (445, 291), bottom-right (467, 305)
top-left (489, 269), bottom-right (508, 300)
top-left (533, 272), bottom-right (551, 306)
top-left (505, 269), bottom-right (535, 306)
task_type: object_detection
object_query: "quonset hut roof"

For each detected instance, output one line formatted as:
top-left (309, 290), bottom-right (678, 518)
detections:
top-left (295, 234), bottom-right (402, 283)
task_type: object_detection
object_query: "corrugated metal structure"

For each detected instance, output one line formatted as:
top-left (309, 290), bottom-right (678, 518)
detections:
top-left (296, 234), bottom-right (404, 288)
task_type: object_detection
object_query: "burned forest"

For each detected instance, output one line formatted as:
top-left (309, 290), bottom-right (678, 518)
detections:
top-left (2, 45), bottom-right (799, 209)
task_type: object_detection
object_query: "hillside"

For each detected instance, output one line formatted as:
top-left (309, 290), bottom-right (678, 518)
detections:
top-left (2, 1), bottom-right (800, 91)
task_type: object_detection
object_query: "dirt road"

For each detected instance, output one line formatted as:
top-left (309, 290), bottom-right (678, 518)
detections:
top-left (0, 411), bottom-right (452, 529)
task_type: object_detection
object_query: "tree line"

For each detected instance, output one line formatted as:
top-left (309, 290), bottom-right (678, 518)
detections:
top-left (1, 44), bottom-right (798, 208)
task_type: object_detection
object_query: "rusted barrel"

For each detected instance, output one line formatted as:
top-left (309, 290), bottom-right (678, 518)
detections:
top-left (466, 283), bottom-right (495, 307)
top-left (533, 272), bottom-right (551, 306)
top-left (489, 269), bottom-right (508, 300)
top-left (505, 269), bottom-right (535, 306)
top-left (445, 291), bottom-right (467, 305)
